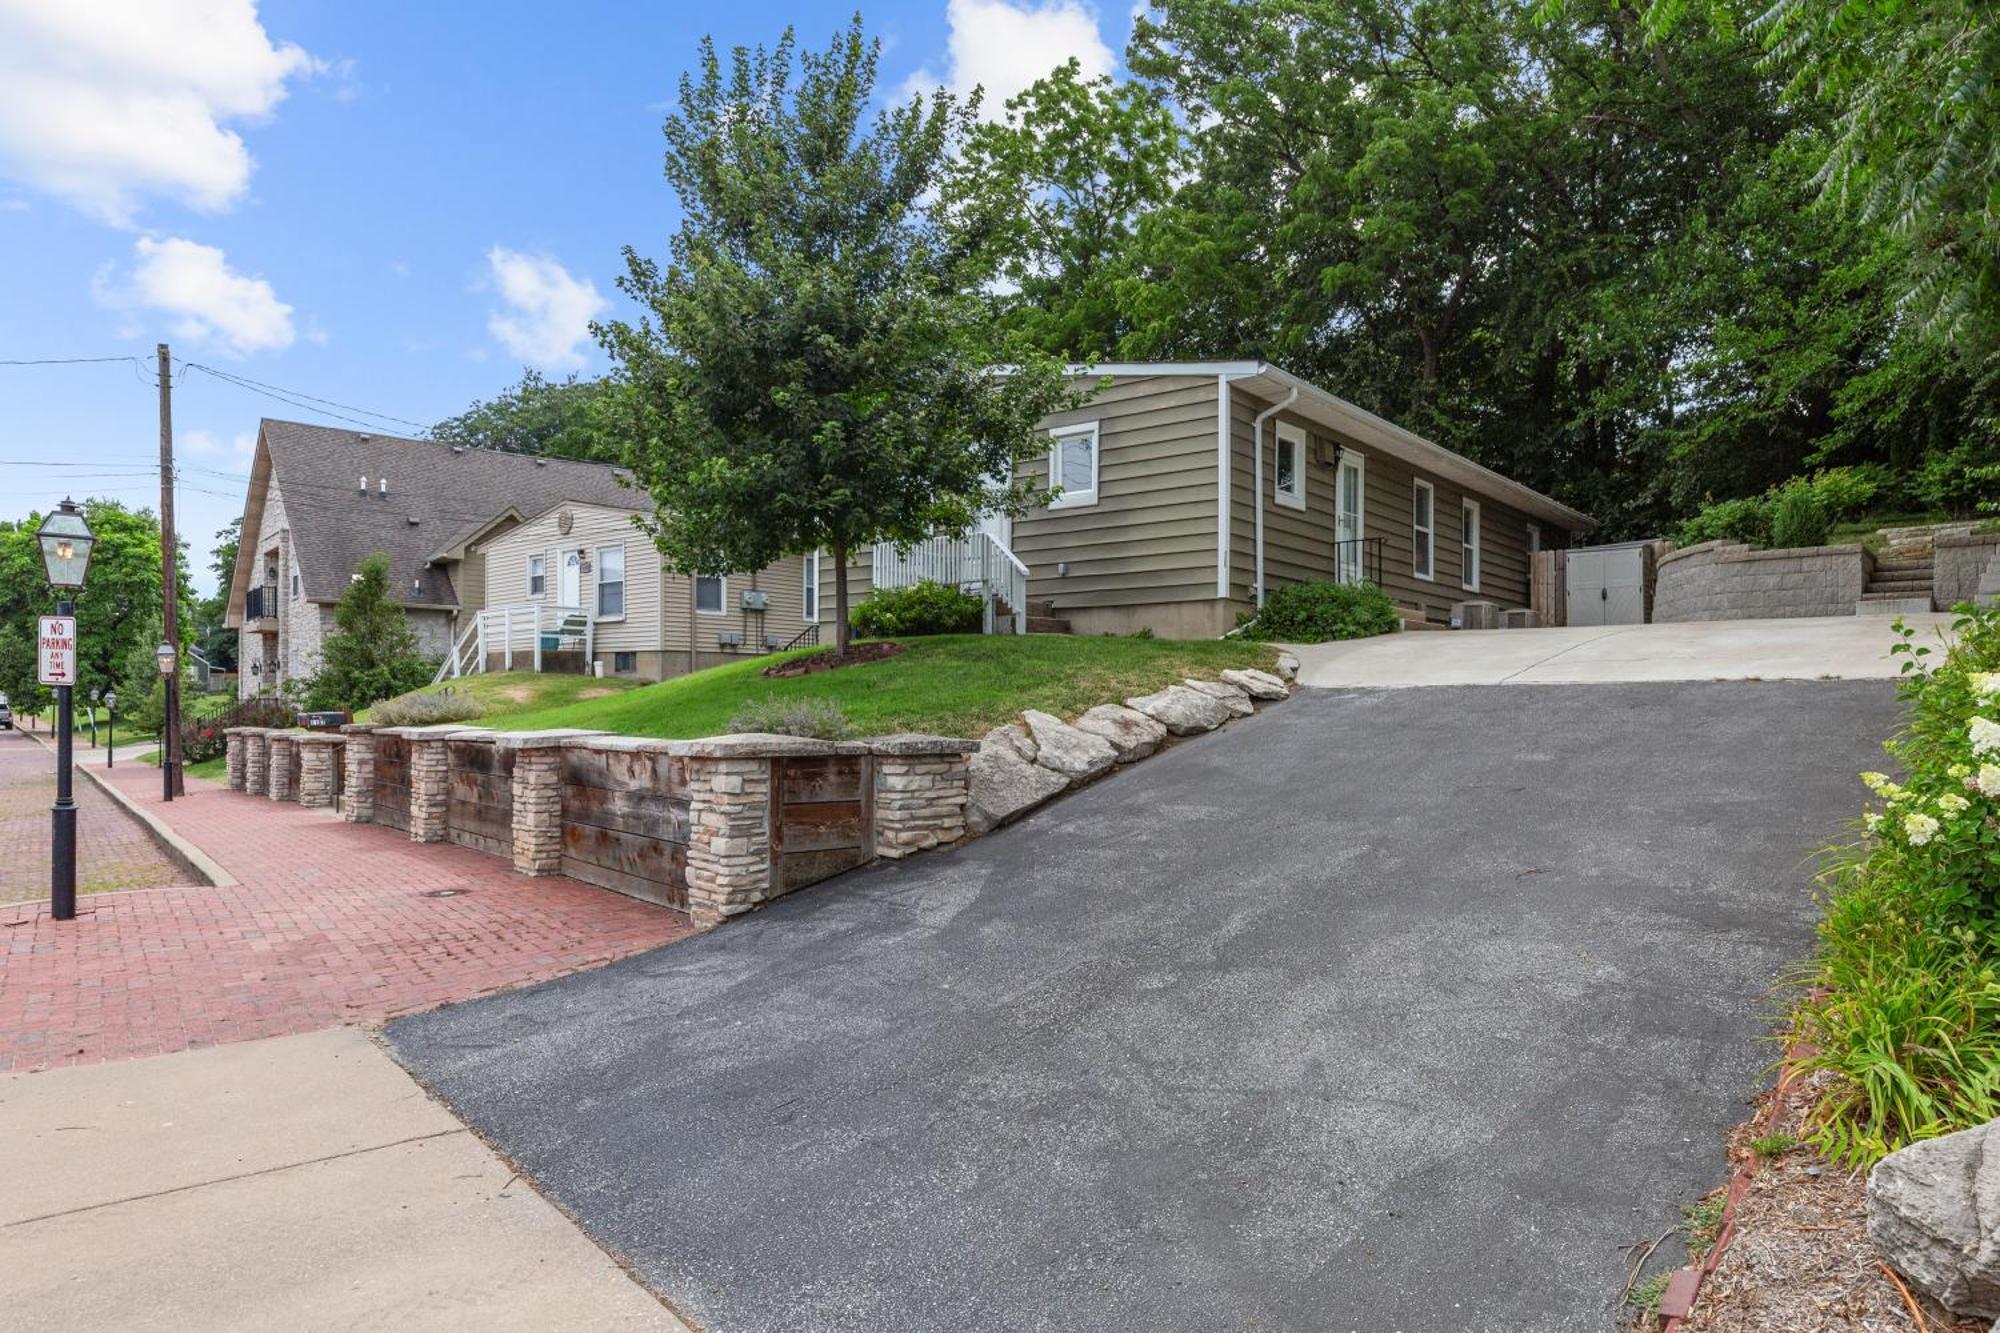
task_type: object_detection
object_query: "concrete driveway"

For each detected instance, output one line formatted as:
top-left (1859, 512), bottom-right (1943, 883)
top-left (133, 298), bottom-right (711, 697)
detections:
top-left (390, 680), bottom-right (1895, 1333)
top-left (1292, 612), bottom-right (1954, 688)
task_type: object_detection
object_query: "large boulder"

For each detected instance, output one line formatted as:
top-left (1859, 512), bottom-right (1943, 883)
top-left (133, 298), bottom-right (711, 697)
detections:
top-left (1183, 678), bottom-right (1254, 717)
top-left (1127, 684), bottom-right (1232, 735)
top-left (1221, 667), bottom-right (1290, 701)
top-left (1020, 709), bottom-right (1117, 782)
top-left (1072, 704), bottom-right (1167, 763)
top-left (966, 742), bottom-right (1070, 834)
top-left (1867, 1115), bottom-right (2000, 1320)
top-left (982, 722), bottom-right (1037, 764)
top-left (1275, 652), bottom-right (1301, 681)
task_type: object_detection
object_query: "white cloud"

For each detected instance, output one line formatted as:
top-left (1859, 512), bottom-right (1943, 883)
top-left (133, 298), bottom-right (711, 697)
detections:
top-left (0, 1), bottom-right (318, 225)
top-left (900, 0), bottom-right (1115, 117)
top-left (484, 246), bottom-right (608, 369)
top-left (185, 427), bottom-right (257, 464)
top-left (95, 236), bottom-right (296, 355)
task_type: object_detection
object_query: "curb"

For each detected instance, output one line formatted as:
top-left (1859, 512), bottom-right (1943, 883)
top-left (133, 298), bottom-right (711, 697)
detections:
top-left (19, 729), bottom-right (236, 889)
top-left (1657, 1037), bottom-right (1815, 1328)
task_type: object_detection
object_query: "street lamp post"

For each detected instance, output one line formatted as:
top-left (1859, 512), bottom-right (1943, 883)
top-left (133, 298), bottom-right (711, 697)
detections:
top-left (155, 642), bottom-right (178, 802)
top-left (36, 499), bottom-right (96, 922)
top-left (104, 689), bottom-right (117, 769)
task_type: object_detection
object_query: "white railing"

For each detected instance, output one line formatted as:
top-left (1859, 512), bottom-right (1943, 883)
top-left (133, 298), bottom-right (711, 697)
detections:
top-left (870, 532), bottom-right (1028, 634)
top-left (435, 602), bottom-right (594, 681)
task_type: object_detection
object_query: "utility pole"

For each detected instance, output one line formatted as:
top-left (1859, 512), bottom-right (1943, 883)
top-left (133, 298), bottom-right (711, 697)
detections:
top-left (158, 343), bottom-right (184, 799)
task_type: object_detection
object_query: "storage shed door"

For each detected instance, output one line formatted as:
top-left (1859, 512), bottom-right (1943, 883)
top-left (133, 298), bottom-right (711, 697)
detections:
top-left (1566, 547), bottom-right (1646, 626)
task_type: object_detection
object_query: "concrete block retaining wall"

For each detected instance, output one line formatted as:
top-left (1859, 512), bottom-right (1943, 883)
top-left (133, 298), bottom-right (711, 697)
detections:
top-left (226, 724), bottom-right (975, 927)
top-left (1936, 531), bottom-right (2000, 608)
top-left (1653, 540), bottom-right (1871, 622)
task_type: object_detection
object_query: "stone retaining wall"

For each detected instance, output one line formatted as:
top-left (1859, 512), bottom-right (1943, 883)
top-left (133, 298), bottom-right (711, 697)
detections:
top-left (295, 733), bottom-right (345, 809)
top-left (1653, 540), bottom-right (1871, 622)
top-left (1936, 531), bottom-right (2000, 608)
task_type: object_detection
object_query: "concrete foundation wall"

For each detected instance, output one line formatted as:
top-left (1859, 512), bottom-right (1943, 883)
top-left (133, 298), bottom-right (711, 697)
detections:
top-left (1654, 541), bottom-right (1870, 622)
top-left (1936, 532), bottom-right (2000, 608)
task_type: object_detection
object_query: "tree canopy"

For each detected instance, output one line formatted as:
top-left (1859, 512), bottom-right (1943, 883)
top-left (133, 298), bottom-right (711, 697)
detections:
top-left (430, 370), bottom-right (633, 463)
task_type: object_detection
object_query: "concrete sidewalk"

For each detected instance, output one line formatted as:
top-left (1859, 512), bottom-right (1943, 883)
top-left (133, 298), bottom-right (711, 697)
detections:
top-left (0, 1027), bottom-right (689, 1332)
top-left (1289, 612), bottom-right (1956, 688)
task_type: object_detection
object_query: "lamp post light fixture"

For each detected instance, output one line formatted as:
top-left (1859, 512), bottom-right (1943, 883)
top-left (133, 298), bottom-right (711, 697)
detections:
top-left (35, 498), bottom-right (95, 922)
top-left (155, 641), bottom-right (178, 802)
top-left (103, 689), bottom-right (117, 769)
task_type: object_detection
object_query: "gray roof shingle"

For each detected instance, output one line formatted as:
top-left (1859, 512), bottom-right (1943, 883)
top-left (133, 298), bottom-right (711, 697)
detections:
top-left (260, 419), bottom-right (645, 607)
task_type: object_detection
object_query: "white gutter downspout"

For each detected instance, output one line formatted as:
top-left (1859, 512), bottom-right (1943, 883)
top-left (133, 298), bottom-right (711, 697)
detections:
top-left (1250, 385), bottom-right (1299, 608)
top-left (1216, 375), bottom-right (1233, 598)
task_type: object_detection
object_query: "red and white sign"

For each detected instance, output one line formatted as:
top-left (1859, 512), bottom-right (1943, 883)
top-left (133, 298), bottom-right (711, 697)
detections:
top-left (37, 615), bottom-right (77, 687)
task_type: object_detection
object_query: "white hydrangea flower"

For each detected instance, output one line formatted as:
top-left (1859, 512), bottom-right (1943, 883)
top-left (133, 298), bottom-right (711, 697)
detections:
top-left (1976, 764), bottom-right (2000, 799)
top-left (1938, 793), bottom-right (1971, 816)
top-left (1973, 717), bottom-right (2000, 758)
top-left (1904, 812), bottom-right (1941, 846)
top-left (1971, 671), bottom-right (2000, 698)
top-left (1863, 812), bottom-right (1886, 834)
top-left (1860, 771), bottom-right (1892, 792)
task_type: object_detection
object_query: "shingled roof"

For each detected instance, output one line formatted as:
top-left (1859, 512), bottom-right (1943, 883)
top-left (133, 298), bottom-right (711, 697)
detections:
top-left (236, 420), bottom-right (645, 612)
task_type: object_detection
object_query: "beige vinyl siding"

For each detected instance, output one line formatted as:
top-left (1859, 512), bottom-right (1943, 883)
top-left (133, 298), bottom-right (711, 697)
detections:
top-left (819, 547), bottom-right (874, 623)
top-left (453, 550), bottom-right (487, 626)
top-left (663, 553), bottom-right (817, 657)
top-left (1012, 374), bottom-right (1220, 611)
top-left (474, 504), bottom-right (662, 656)
top-left (1229, 388), bottom-right (1540, 622)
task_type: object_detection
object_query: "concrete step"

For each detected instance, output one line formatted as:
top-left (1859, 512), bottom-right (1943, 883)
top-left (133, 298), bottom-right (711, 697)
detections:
top-left (1024, 616), bottom-right (1072, 635)
top-left (1856, 595), bottom-right (1935, 616)
top-left (1871, 559), bottom-right (1933, 575)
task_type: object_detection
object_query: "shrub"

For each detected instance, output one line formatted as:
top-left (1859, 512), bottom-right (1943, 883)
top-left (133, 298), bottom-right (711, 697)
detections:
top-left (1769, 482), bottom-right (1832, 548)
top-left (1240, 580), bottom-right (1400, 643)
top-left (300, 553), bottom-right (440, 711)
top-left (178, 696), bottom-right (293, 763)
top-left (369, 687), bottom-right (485, 727)
top-left (1804, 464), bottom-right (1887, 518)
top-left (726, 695), bottom-right (855, 739)
top-left (1792, 605), bottom-right (2000, 1165)
top-left (848, 579), bottom-right (984, 637)
top-left (1678, 494), bottom-right (1772, 547)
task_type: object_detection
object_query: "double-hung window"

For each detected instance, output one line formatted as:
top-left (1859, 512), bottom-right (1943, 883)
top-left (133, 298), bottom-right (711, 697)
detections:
top-left (694, 574), bottom-right (726, 615)
top-left (1048, 422), bottom-right (1099, 509)
top-left (527, 554), bottom-right (546, 597)
top-left (1274, 422), bottom-right (1306, 509)
top-left (1460, 500), bottom-right (1482, 592)
top-left (802, 552), bottom-right (820, 622)
top-left (596, 545), bottom-right (626, 618)
top-left (1411, 480), bottom-right (1435, 581)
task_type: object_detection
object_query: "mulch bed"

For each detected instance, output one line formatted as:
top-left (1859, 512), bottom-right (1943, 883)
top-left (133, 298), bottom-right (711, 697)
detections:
top-left (761, 640), bottom-right (904, 678)
top-left (1664, 1068), bottom-right (1981, 1333)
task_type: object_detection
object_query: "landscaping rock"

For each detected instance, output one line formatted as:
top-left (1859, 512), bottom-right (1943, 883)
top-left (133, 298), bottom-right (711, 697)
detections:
top-left (1866, 1115), bottom-right (2000, 1320)
top-left (966, 743), bottom-right (1070, 834)
top-left (1221, 667), bottom-right (1290, 701)
top-left (1126, 685), bottom-right (1232, 735)
top-left (982, 722), bottom-right (1037, 764)
top-left (1183, 678), bottom-right (1254, 717)
top-left (1072, 704), bottom-right (1167, 763)
top-left (1020, 709), bottom-right (1117, 781)
top-left (1275, 652), bottom-right (1300, 681)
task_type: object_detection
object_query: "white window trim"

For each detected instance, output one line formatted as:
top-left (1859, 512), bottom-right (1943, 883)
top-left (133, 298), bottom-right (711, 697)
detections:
top-left (1047, 421), bottom-right (1100, 510)
top-left (1461, 499), bottom-right (1482, 593)
top-left (595, 544), bottom-right (627, 621)
top-left (1273, 421), bottom-right (1307, 510)
top-left (1411, 479), bottom-right (1436, 583)
top-left (694, 573), bottom-right (727, 616)
top-left (527, 553), bottom-right (547, 599)
top-left (802, 551), bottom-right (820, 623)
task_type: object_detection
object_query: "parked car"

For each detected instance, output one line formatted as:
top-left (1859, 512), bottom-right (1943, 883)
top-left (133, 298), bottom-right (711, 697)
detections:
top-left (0, 703), bottom-right (13, 730)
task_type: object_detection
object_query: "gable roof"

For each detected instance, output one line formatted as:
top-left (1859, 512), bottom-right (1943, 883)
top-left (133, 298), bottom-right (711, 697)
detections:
top-left (226, 420), bottom-right (643, 621)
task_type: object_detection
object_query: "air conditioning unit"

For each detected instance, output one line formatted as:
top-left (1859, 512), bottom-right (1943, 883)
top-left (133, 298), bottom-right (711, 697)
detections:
top-left (739, 589), bottom-right (769, 611)
top-left (1500, 608), bottom-right (1539, 629)
top-left (1451, 600), bottom-right (1500, 630)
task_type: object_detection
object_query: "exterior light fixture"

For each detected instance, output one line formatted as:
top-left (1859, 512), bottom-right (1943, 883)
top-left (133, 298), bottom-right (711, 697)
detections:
top-left (36, 498), bottom-right (95, 589)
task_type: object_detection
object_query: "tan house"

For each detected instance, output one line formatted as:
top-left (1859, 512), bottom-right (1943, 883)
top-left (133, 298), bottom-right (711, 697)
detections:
top-left (835, 362), bottom-right (1593, 636)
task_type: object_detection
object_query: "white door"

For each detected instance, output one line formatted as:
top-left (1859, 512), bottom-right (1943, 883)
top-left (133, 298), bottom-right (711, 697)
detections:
top-left (1566, 546), bottom-right (1645, 626)
top-left (559, 550), bottom-right (581, 606)
top-left (1334, 453), bottom-right (1365, 583)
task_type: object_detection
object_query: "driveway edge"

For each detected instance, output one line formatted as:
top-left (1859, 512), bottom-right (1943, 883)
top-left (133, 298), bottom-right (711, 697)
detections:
top-left (20, 729), bottom-right (232, 888)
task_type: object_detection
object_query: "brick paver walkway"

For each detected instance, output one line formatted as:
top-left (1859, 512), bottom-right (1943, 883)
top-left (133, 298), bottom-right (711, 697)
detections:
top-left (0, 740), bottom-right (694, 1071)
top-left (0, 730), bottom-right (180, 904)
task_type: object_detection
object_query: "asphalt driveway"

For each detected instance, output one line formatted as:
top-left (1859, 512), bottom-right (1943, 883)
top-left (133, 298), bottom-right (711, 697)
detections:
top-left (390, 680), bottom-right (1898, 1333)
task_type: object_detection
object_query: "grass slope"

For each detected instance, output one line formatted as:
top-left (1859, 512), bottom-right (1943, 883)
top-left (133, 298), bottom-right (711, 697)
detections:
top-left (494, 635), bottom-right (1279, 739)
top-left (364, 671), bottom-right (646, 722)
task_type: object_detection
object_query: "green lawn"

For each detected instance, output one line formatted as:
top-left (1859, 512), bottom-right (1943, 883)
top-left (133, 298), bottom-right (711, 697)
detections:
top-left (489, 635), bottom-right (1280, 739)
top-left (363, 670), bottom-right (646, 723)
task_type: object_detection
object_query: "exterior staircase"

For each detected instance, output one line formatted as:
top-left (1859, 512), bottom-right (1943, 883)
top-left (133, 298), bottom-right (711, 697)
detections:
top-left (1024, 599), bottom-right (1072, 635)
top-left (1857, 525), bottom-right (1940, 616)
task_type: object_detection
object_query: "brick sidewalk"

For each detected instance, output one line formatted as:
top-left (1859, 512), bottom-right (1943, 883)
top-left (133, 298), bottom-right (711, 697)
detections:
top-left (1, 752), bottom-right (695, 1072)
top-left (0, 731), bottom-right (181, 904)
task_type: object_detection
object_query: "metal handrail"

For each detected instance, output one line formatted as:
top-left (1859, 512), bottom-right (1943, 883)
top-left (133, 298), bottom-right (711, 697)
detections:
top-left (779, 623), bottom-right (821, 652)
top-left (1333, 536), bottom-right (1385, 588)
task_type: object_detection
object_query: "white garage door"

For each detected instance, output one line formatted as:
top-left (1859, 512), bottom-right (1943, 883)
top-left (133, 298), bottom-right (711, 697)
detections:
top-left (1567, 546), bottom-right (1646, 626)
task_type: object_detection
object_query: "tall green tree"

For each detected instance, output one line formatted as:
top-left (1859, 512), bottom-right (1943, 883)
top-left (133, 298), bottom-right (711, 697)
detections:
top-left (431, 370), bottom-right (634, 462)
top-left (192, 517), bottom-right (242, 674)
top-left (602, 18), bottom-right (1077, 650)
top-left (301, 553), bottom-right (434, 711)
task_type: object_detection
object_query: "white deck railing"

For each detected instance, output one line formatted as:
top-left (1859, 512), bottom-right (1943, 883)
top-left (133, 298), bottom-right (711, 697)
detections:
top-left (869, 532), bottom-right (1028, 634)
top-left (435, 602), bottom-right (594, 681)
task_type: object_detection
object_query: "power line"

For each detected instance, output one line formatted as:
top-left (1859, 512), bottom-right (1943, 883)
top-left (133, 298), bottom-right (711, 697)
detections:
top-left (0, 355), bottom-right (144, 367)
top-left (181, 361), bottom-right (433, 434)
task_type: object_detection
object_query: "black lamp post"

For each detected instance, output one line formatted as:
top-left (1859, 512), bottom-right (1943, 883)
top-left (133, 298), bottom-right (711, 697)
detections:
top-left (36, 498), bottom-right (95, 922)
top-left (103, 689), bottom-right (117, 769)
top-left (155, 641), bottom-right (178, 802)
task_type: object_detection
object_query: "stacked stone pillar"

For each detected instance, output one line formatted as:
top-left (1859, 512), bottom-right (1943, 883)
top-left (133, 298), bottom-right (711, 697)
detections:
top-left (225, 729), bottom-right (249, 791)
top-left (295, 733), bottom-right (346, 809)
top-left (241, 727), bottom-right (273, 797)
top-left (265, 731), bottom-right (301, 801)
top-left (507, 736), bottom-right (568, 876)
top-left (870, 735), bottom-right (976, 858)
top-left (397, 725), bottom-right (485, 844)
top-left (340, 724), bottom-right (376, 822)
top-left (681, 736), bottom-right (779, 927)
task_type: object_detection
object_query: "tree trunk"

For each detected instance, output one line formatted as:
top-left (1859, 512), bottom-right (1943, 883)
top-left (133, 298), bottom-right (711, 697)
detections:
top-left (833, 541), bottom-right (851, 654)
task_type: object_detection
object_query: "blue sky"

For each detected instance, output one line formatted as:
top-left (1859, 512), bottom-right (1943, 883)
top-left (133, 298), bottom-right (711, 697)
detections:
top-left (0, 1), bottom-right (1133, 594)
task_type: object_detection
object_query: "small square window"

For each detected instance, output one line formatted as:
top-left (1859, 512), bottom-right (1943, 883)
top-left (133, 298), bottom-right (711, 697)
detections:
top-left (695, 574), bottom-right (725, 614)
top-left (612, 651), bottom-right (637, 673)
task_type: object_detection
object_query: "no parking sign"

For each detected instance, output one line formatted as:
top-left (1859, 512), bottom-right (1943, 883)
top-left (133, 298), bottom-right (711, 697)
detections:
top-left (36, 615), bottom-right (77, 687)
